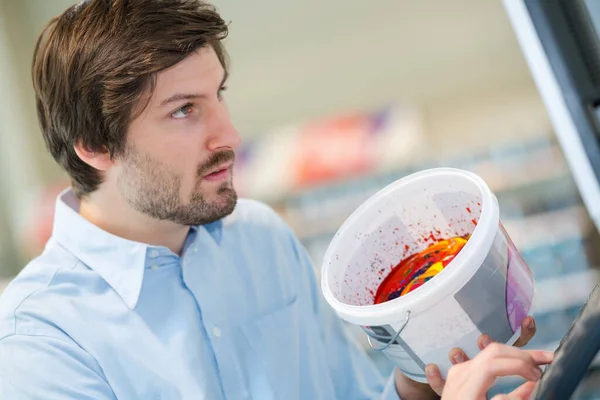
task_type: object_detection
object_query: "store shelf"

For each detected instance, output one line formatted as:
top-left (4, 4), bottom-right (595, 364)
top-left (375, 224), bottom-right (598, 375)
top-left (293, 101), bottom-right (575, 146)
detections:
top-left (286, 141), bottom-right (571, 243)
top-left (531, 269), bottom-right (600, 315)
top-left (503, 205), bottom-right (593, 251)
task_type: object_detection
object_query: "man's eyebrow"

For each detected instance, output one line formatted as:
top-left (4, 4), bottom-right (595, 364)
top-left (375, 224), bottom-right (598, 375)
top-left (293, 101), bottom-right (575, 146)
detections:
top-left (160, 93), bottom-right (203, 107)
top-left (159, 71), bottom-right (229, 107)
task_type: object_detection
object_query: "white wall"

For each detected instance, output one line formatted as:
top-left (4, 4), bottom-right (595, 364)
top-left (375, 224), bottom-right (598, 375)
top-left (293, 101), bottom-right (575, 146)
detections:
top-left (214, 0), bottom-right (546, 135)
top-left (0, 6), bottom-right (42, 262)
top-left (5, 0), bottom-right (548, 135)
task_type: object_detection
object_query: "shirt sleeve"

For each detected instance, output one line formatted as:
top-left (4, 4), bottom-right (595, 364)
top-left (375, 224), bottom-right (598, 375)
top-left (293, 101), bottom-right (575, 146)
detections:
top-left (0, 334), bottom-right (117, 399)
top-left (286, 228), bottom-right (402, 400)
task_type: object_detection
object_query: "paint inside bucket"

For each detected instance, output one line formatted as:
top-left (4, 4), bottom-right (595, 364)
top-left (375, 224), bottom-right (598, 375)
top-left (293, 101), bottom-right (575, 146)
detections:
top-left (374, 235), bottom-right (470, 304)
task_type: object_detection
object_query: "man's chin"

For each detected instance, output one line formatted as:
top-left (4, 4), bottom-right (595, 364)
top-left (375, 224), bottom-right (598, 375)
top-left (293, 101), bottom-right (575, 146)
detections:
top-left (202, 187), bottom-right (238, 222)
top-left (220, 187), bottom-right (238, 212)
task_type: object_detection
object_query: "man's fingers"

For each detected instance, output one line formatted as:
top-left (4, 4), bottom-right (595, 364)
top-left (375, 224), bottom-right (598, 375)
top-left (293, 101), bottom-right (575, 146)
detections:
top-left (449, 348), bottom-right (469, 364)
top-left (479, 342), bottom-right (528, 361)
top-left (491, 395), bottom-right (519, 400)
top-left (480, 343), bottom-right (552, 366)
top-left (513, 316), bottom-right (536, 347)
top-left (491, 381), bottom-right (540, 400)
top-left (478, 334), bottom-right (493, 350)
top-left (506, 381), bottom-right (538, 400)
top-left (425, 364), bottom-right (445, 395)
top-left (486, 358), bottom-right (543, 381)
top-left (524, 349), bottom-right (554, 365)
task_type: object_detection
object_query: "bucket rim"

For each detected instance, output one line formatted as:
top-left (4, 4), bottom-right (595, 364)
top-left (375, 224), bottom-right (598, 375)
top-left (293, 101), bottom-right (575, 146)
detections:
top-left (320, 167), bottom-right (500, 326)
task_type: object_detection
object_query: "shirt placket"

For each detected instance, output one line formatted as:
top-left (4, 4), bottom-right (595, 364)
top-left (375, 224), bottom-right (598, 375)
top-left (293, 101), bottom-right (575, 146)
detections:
top-left (182, 229), bottom-right (250, 400)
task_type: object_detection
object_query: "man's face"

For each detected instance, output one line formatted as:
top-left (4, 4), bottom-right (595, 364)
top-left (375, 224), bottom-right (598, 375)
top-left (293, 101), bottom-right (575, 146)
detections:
top-left (114, 46), bottom-right (241, 226)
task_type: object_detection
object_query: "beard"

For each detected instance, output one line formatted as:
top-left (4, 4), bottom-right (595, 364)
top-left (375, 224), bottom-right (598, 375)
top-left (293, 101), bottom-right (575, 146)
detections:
top-left (116, 145), bottom-right (237, 226)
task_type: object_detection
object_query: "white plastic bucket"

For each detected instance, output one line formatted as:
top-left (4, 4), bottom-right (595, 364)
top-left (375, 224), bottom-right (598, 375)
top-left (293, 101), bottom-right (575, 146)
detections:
top-left (321, 168), bottom-right (535, 382)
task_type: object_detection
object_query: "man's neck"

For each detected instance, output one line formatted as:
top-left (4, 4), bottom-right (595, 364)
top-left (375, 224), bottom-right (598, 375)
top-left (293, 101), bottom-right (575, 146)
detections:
top-left (79, 190), bottom-right (190, 255)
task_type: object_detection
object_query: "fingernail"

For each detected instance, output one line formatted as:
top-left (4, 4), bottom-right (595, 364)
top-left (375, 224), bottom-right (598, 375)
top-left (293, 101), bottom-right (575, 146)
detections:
top-left (453, 353), bottom-right (466, 363)
top-left (482, 335), bottom-right (492, 348)
top-left (528, 319), bottom-right (535, 330)
top-left (426, 365), bottom-right (436, 377)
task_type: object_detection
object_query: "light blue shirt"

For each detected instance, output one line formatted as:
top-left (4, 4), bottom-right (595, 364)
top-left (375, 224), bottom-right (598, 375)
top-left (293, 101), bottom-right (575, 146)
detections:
top-left (0, 190), bottom-right (400, 399)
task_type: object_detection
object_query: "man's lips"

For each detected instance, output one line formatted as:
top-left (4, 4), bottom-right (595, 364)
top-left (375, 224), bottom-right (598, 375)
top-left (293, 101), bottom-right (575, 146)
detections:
top-left (202, 162), bottom-right (233, 181)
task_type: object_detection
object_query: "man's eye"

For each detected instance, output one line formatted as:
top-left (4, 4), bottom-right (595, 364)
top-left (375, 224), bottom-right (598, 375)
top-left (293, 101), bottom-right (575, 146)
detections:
top-left (171, 104), bottom-right (193, 119)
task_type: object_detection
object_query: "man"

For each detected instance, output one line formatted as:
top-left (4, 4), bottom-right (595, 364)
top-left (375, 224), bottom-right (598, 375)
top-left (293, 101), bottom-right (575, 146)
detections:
top-left (0, 1), bottom-right (546, 399)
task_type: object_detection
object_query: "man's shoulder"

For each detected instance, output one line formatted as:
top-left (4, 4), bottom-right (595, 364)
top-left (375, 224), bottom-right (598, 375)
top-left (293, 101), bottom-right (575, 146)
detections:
top-left (220, 198), bottom-right (303, 258)
top-left (0, 244), bottom-right (84, 340)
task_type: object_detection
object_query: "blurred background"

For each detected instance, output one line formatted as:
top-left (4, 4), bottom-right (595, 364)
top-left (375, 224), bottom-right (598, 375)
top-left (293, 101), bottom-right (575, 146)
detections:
top-left (1, 0), bottom-right (599, 397)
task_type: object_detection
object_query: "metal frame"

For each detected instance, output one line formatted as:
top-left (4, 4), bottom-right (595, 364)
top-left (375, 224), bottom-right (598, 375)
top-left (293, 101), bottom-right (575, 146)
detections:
top-left (504, 0), bottom-right (600, 233)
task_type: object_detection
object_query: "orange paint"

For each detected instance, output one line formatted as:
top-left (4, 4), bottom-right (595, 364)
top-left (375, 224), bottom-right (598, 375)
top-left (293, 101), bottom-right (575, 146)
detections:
top-left (374, 235), bottom-right (470, 304)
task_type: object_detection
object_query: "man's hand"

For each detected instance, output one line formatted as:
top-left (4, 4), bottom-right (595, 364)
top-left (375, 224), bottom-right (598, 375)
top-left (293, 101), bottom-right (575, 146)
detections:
top-left (426, 315), bottom-right (536, 395)
top-left (440, 343), bottom-right (553, 400)
top-left (394, 316), bottom-right (537, 398)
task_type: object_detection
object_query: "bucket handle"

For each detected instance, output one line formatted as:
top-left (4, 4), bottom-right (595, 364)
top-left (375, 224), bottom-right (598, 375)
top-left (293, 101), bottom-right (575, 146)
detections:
top-left (366, 310), bottom-right (411, 351)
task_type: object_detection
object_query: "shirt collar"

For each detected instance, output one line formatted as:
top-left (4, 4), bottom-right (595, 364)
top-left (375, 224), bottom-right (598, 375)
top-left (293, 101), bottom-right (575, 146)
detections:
top-left (51, 188), bottom-right (205, 309)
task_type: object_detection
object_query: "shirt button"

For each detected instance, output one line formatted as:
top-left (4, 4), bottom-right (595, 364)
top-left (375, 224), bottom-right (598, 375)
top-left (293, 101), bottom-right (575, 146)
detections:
top-left (149, 250), bottom-right (160, 258)
top-left (150, 265), bottom-right (160, 271)
top-left (213, 327), bottom-right (221, 338)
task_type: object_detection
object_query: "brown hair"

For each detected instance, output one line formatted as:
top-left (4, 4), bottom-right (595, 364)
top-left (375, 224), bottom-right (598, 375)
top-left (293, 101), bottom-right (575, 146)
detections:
top-left (32, 0), bottom-right (229, 197)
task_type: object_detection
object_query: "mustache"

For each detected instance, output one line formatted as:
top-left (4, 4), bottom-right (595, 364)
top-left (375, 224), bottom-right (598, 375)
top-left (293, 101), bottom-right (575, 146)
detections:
top-left (197, 150), bottom-right (236, 177)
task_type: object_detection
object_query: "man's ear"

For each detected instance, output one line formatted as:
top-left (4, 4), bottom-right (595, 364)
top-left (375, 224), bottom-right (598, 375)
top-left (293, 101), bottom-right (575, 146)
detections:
top-left (73, 141), bottom-right (113, 171)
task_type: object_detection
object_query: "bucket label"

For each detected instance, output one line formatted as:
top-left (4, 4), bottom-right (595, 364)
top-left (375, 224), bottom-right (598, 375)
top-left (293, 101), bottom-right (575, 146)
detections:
top-left (503, 224), bottom-right (535, 332)
top-left (454, 224), bottom-right (534, 341)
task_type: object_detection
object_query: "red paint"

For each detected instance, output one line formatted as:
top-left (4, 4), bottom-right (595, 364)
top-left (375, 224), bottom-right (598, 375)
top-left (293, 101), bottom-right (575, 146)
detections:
top-left (472, 219), bottom-right (478, 226)
top-left (404, 244), bottom-right (410, 252)
top-left (466, 207), bottom-right (471, 213)
top-left (374, 235), bottom-right (470, 304)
